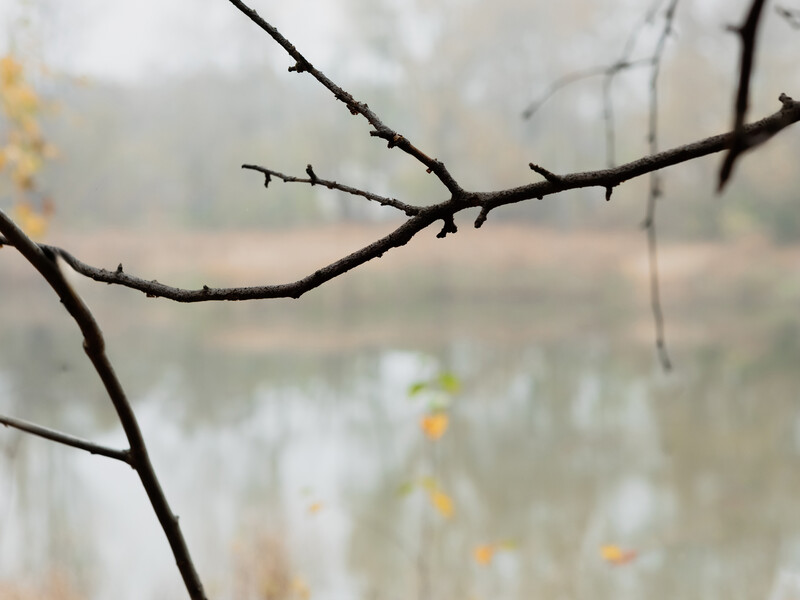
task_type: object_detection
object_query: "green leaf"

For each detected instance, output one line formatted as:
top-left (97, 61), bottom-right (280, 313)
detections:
top-left (396, 481), bottom-right (416, 497)
top-left (408, 381), bottom-right (428, 397)
top-left (437, 372), bottom-right (461, 394)
top-left (418, 476), bottom-right (438, 492)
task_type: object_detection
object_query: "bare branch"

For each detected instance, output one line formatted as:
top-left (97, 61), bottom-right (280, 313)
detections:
top-left (641, 0), bottom-right (680, 371)
top-left (719, 0), bottom-right (768, 191)
top-left (479, 95), bottom-right (800, 214)
top-left (529, 162), bottom-right (563, 184)
top-left (643, 0), bottom-right (679, 228)
top-left (525, 0), bottom-right (676, 166)
top-left (241, 164), bottom-right (422, 216)
top-left (226, 0), bottom-right (463, 195)
top-left (776, 5), bottom-right (800, 27)
top-left (522, 60), bottom-right (651, 121)
top-left (0, 413), bottom-right (130, 463)
top-left (646, 223), bottom-right (671, 369)
top-left (0, 209), bottom-right (208, 600)
top-left (603, 0), bottom-right (674, 166)
top-left (521, 0), bottom-right (678, 370)
top-left (2, 95), bottom-right (797, 306)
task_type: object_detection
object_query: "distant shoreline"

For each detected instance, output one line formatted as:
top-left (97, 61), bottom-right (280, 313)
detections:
top-left (2, 224), bottom-right (797, 351)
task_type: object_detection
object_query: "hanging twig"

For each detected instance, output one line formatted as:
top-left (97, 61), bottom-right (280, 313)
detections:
top-left (522, 0), bottom-right (680, 370)
top-left (642, 0), bottom-right (680, 371)
top-left (719, 0), bottom-right (768, 191)
top-left (522, 59), bottom-right (651, 123)
top-left (524, 0), bottom-right (673, 167)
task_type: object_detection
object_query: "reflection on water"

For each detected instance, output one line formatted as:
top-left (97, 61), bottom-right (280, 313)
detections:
top-left (1, 269), bottom-right (800, 600)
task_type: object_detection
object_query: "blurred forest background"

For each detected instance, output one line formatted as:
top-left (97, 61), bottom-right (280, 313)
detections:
top-left (1, 0), bottom-right (799, 239)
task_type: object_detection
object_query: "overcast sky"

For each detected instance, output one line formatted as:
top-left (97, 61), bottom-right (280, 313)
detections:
top-left (0, 0), bottom-right (346, 83)
top-left (1, 0), bottom-right (771, 88)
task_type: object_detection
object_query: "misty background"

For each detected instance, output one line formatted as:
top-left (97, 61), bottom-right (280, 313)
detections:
top-left (2, 2), bottom-right (800, 600)
top-left (1, 0), bottom-right (798, 238)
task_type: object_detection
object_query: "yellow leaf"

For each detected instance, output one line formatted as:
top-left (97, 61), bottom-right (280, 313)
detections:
top-left (307, 502), bottom-right (323, 514)
top-left (418, 476), bottom-right (437, 493)
top-left (12, 169), bottom-right (34, 191)
top-left (15, 151), bottom-right (41, 181)
top-left (429, 489), bottom-right (454, 519)
top-left (473, 544), bottom-right (495, 566)
top-left (292, 576), bottom-right (311, 600)
top-left (600, 544), bottom-right (637, 565)
top-left (12, 202), bottom-right (48, 239)
top-left (6, 83), bottom-right (39, 114)
top-left (42, 142), bottom-right (59, 158)
top-left (0, 56), bottom-right (22, 86)
top-left (420, 413), bottom-right (448, 440)
top-left (21, 113), bottom-right (41, 136)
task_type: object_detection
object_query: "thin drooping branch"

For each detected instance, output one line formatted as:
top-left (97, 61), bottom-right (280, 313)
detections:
top-left (0, 413), bottom-right (131, 463)
top-left (525, 0), bottom-right (676, 167)
top-left (642, 0), bottom-right (679, 371)
top-left (0, 209), bottom-right (208, 600)
top-left (719, 0), bottom-right (768, 191)
top-left (521, 60), bottom-right (651, 122)
top-left (522, 0), bottom-right (679, 370)
top-left (643, 0), bottom-right (679, 230)
top-left (2, 94), bottom-right (797, 305)
top-left (226, 0), bottom-right (463, 196)
top-left (605, 0), bottom-right (674, 167)
top-left (241, 164), bottom-right (422, 216)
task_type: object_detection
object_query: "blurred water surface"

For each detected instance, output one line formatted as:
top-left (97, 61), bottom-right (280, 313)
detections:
top-left (1, 228), bottom-right (800, 600)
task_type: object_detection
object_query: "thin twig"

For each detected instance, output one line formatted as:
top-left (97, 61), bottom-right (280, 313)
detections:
top-left (524, 0), bottom-right (670, 166)
top-left (0, 209), bottom-right (208, 600)
top-left (0, 413), bottom-right (131, 463)
top-left (522, 59), bottom-right (651, 122)
top-left (602, 0), bottom-right (672, 166)
top-left (521, 0), bottom-right (678, 369)
top-left (647, 223), bottom-right (671, 369)
top-left (241, 164), bottom-right (421, 216)
top-left (641, 0), bottom-right (679, 371)
top-left (776, 5), bottom-right (800, 28)
top-left (226, 0), bottom-right (463, 196)
top-left (602, 73), bottom-right (618, 168)
top-left (719, 0), bottom-right (768, 191)
top-left (2, 95), bottom-right (796, 305)
top-left (529, 162), bottom-right (563, 184)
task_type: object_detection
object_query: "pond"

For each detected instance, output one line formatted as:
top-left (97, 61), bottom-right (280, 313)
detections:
top-left (1, 228), bottom-right (800, 600)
